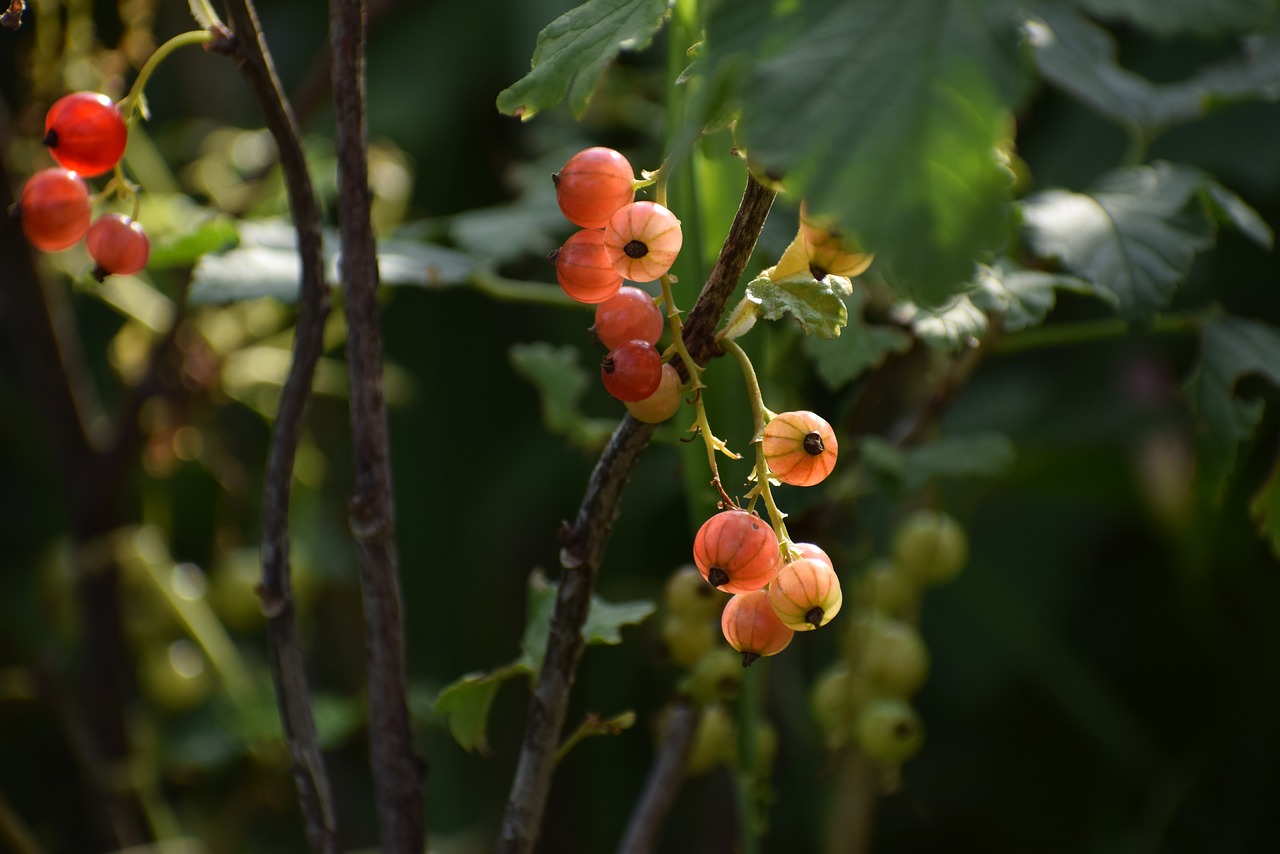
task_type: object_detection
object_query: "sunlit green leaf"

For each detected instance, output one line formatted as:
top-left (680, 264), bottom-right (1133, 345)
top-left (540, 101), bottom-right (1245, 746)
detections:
top-left (896, 294), bottom-right (988, 349)
top-left (497, 0), bottom-right (671, 120)
top-left (713, 0), bottom-right (1030, 305)
top-left (1021, 162), bottom-right (1216, 320)
top-left (1184, 314), bottom-right (1280, 503)
top-left (746, 269), bottom-right (849, 339)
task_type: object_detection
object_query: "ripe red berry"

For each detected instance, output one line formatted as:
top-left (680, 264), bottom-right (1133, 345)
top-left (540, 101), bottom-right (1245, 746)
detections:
top-left (44, 92), bottom-right (128, 178)
top-left (693, 509), bottom-right (782, 594)
top-left (19, 167), bottom-right (91, 252)
top-left (721, 589), bottom-right (794, 667)
top-left (554, 146), bottom-right (635, 229)
top-left (554, 229), bottom-right (623, 304)
top-left (86, 213), bottom-right (150, 279)
top-left (592, 285), bottom-right (664, 349)
top-left (600, 339), bottom-right (662, 402)
top-left (790, 541), bottom-right (833, 569)
top-left (625, 362), bottom-right (682, 423)
top-left (762, 410), bottom-right (839, 487)
top-left (768, 556), bottom-right (842, 630)
top-left (604, 201), bottom-right (682, 282)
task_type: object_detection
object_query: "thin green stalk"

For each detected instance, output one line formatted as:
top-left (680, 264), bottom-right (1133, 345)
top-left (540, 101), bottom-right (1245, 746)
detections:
top-left (735, 661), bottom-right (764, 854)
top-left (471, 268), bottom-right (586, 308)
top-left (994, 311), bottom-right (1203, 356)
top-left (721, 338), bottom-right (790, 547)
top-left (118, 30), bottom-right (215, 120)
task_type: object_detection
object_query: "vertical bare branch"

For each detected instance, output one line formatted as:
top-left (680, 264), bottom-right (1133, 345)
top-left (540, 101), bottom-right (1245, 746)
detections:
top-left (217, 3), bottom-right (339, 851)
top-left (329, 0), bottom-right (425, 848)
top-left (499, 177), bottom-right (777, 854)
top-left (617, 701), bottom-right (701, 854)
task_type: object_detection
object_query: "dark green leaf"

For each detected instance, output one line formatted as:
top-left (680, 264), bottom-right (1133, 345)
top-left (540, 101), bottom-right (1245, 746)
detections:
top-left (1021, 162), bottom-right (1215, 320)
top-left (518, 570), bottom-right (655, 674)
top-left (497, 0), bottom-right (671, 120)
top-left (582, 596), bottom-right (656, 646)
top-left (746, 270), bottom-right (849, 339)
top-left (1184, 314), bottom-right (1280, 503)
top-left (971, 260), bottom-right (1116, 332)
top-left (1077, 0), bottom-right (1280, 38)
top-left (717, 0), bottom-right (1029, 305)
top-left (1250, 455), bottom-right (1280, 560)
top-left (803, 286), bottom-right (911, 389)
top-left (1202, 179), bottom-right (1275, 250)
top-left (509, 342), bottom-right (617, 450)
top-left (433, 669), bottom-right (521, 754)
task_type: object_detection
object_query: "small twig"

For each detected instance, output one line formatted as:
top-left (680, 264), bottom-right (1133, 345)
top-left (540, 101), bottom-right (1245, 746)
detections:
top-left (616, 701), bottom-right (701, 854)
top-left (219, 2), bottom-right (339, 851)
top-left (499, 177), bottom-right (777, 854)
top-left (330, 0), bottom-right (425, 849)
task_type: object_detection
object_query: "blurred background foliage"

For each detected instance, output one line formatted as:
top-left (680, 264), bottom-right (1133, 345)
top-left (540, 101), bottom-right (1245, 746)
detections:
top-left (2, 1), bottom-right (1280, 853)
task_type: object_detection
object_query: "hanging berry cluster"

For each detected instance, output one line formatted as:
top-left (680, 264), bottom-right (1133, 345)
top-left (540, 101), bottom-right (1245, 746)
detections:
top-left (17, 92), bottom-right (150, 279)
top-left (550, 147), bottom-right (685, 423)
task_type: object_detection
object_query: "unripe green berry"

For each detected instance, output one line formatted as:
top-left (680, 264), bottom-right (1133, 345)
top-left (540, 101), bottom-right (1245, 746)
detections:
top-left (684, 703), bottom-right (736, 776)
top-left (664, 564), bottom-right (725, 622)
top-left (662, 612), bottom-right (716, 670)
top-left (678, 647), bottom-right (743, 706)
top-left (811, 664), bottom-right (855, 749)
top-left (846, 613), bottom-right (930, 698)
top-left (854, 558), bottom-right (918, 619)
top-left (891, 510), bottom-right (968, 587)
top-left (854, 696), bottom-right (924, 765)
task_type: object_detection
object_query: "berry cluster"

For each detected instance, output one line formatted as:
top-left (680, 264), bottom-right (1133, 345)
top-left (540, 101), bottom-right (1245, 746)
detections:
top-left (687, 408), bottom-right (843, 667)
top-left (16, 92), bottom-right (150, 279)
top-left (551, 147), bottom-right (685, 422)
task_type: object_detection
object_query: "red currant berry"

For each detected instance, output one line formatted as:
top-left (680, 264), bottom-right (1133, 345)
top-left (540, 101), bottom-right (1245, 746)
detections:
top-left (592, 285), bottom-right (664, 349)
top-left (43, 92), bottom-right (128, 178)
top-left (86, 213), bottom-right (150, 279)
top-left (600, 339), bottom-right (662, 402)
top-left (604, 201), bottom-right (682, 282)
top-left (762, 410), bottom-right (839, 487)
top-left (768, 556), bottom-right (842, 630)
top-left (553, 229), bottom-right (624, 304)
top-left (19, 167), bottom-right (91, 252)
top-left (693, 509), bottom-right (782, 594)
top-left (624, 362), bottom-right (682, 424)
top-left (790, 541), bottom-right (833, 569)
top-left (553, 147), bottom-right (635, 229)
top-left (721, 589), bottom-right (793, 667)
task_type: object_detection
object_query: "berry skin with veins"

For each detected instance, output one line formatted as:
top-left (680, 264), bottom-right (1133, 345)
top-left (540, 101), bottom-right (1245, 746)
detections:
top-left (789, 541), bottom-right (833, 569)
top-left (44, 92), bottom-right (128, 178)
top-left (554, 146), bottom-right (635, 229)
top-left (604, 201), bottom-right (682, 282)
top-left (625, 362), bottom-right (682, 423)
top-left (86, 213), bottom-right (150, 279)
top-left (593, 285), bottom-right (664, 349)
top-left (19, 167), bottom-right (91, 251)
top-left (768, 556), bottom-right (842, 630)
top-left (762, 410), bottom-right (839, 487)
top-left (721, 589), bottom-right (794, 667)
top-left (600, 339), bottom-right (662, 402)
top-left (693, 509), bottom-right (782, 595)
top-left (554, 229), bottom-right (623, 304)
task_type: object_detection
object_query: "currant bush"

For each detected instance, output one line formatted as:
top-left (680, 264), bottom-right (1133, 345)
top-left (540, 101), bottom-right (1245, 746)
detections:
top-left (553, 146), bottom-right (635, 229)
top-left (762, 409), bottom-right (839, 487)
top-left (624, 362), bottom-right (682, 423)
top-left (86, 213), bottom-right (150, 279)
top-left (600, 339), bottom-right (662, 402)
top-left (592, 285), bottom-right (665, 349)
top-left (19, 167), bottom-right (92, 252)
top-left (692, 509), bottom-right (782, 594)
top-left (720, 589), bottom-right (794, 666)
top-left (604, 201), bottom-right (683, 282)
top-left (553, 228), bottom-right (624, 304)
top-left (768, 556), bottom-right (843, 630)
top-left (43, 92), bottom-right (128, 178)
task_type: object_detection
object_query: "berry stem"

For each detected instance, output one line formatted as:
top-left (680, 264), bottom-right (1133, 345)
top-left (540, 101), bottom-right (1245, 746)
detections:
top-left (187, 0), bottom-right (225, 31)
top-left (721, 337), bottom-right (790, 547)
top-left (118, 30), bottom-right (216, 122)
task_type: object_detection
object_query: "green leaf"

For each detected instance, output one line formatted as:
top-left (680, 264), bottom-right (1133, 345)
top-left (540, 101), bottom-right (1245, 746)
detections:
top-left (802, 285), bottom-right (911, 389)
top-left (374, 238), bottom-right (478, 288)
top-left (717, 0), bottom-right (1029, 305)
top-left (895, 294), bottom-right (988, 350)
top-left (971, 260), bottom-right (1116, 332)
top-left (497, 0), bottom-right (671, 120)
top-left (1184, 314), bottom-right (1280, 503)
top-left (860, 432), bottom-right (1017, 493)
top-left (148, 216), bottom-right (239, 270)
top-left (517, 570), bottom-right (655, 674)
top-left (582, 596), bottom-right (656, 646)
top-left (1076, 0), bottom-right (1280, 38)
top-left (745, 269), bottom-right (849, 339)
top-left (1202, 179), bottom-right (1275, 250)
top-left (1021, 162), bottom-right (1216, 320)
top-left (433, 668), bottom-right (522, 754)
top-left (1027, 6), bottom-right (1280, 137)
top-left (509, 342), bottom-right (617, 451)
top-left (1250, 456), bottom-right (1280, 560)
